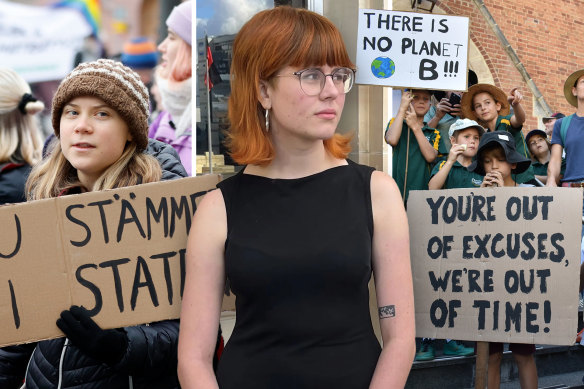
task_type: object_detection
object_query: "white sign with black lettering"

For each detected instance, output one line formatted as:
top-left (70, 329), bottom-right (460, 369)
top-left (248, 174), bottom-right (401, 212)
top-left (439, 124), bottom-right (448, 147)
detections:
top-left (356, 9), bottom-right (469, 91)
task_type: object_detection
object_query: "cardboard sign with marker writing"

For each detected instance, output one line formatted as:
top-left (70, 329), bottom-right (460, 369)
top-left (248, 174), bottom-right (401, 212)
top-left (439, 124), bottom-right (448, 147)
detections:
top-left (408, 187), bottom-right (582, 345)
top-left (0, 175), bottom-right (232, 347)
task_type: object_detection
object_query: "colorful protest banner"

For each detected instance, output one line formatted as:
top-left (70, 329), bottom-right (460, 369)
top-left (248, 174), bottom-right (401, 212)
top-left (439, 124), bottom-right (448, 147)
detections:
top-left (408, 187), bottom-right (582, 346)
top-left (0, 175), bottom-right (224, 347)
top-left (0, 0), bottom-right (92, 82)
top-left (356, 9), bottom-right (469, 91)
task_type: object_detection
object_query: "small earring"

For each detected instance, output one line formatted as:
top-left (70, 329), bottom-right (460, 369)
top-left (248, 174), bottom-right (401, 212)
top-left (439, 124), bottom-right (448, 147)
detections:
top-left (265, 108), bottom-right (270, 132)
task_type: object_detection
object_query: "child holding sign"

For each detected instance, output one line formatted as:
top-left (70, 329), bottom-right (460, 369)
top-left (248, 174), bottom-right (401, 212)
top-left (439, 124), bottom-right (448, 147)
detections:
top-left (461, 83), bottom-right (535, 186)
top-left (468, 131), bottom-right (537, 389)
top-left (385, 89), bottom-right (446, 204)
top-left (417, 119), bottom-right (485, 361)
top-left (0, 59), bottom-right (195, 389)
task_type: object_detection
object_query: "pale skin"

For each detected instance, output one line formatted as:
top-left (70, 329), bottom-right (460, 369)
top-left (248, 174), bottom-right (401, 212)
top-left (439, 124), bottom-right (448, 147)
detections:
top-left (479, 147), bottom-right (538, 389)
top-left (479, 147), bottom-right (517, 188)
top-left (60, 96), bottom-right (132, 190)
top-left (547, 74), bottom-right (584, 187)
top-left (527, 134), bottom-right (550, 184)
top-left (428, 128), bottom-right (480, 190)
top-left (385, 90), bottom-right (438, 163)
top-left (543, 118), bottom-right (556, 139)
top-left (472, 88), bottom-right (525, 131)
top-left (177, 65), bottom-right (416, 388)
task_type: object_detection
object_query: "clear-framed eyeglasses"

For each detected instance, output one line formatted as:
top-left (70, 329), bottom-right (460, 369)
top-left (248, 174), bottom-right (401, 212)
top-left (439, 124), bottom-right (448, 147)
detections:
top-left (275, 67), bottom-right (357, 96)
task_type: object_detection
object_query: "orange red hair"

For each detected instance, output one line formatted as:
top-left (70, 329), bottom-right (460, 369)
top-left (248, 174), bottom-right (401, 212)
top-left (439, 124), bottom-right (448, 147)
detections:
top-left (226, 6), bottom-right (355, 166)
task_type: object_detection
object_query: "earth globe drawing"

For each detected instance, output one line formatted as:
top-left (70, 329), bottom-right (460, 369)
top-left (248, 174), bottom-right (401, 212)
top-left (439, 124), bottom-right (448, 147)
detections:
top-left (371, 57), bottom-right (395, 79)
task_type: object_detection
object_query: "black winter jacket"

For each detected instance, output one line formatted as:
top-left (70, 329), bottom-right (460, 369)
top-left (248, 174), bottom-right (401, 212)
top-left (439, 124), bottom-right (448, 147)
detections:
top-left (146, 139), bottom-right (188, 180)
top-left (0, 162), bottom-right (31, 205)
top-left (0, 140), bottom-right (187, 389)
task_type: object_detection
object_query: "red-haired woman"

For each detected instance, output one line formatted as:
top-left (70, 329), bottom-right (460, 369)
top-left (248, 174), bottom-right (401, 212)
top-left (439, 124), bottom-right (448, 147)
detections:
top-left (149, 0), bottom-right (193, 175)
top-left (178, 6), bottom-right (415, 389)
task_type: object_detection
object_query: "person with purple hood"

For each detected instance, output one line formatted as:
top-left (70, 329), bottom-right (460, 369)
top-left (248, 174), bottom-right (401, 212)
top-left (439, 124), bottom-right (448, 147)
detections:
top-left (150, 0), bottom-right (193, 175)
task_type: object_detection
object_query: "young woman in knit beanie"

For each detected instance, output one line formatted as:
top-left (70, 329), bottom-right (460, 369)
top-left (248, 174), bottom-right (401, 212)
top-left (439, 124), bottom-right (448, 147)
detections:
top-left (27, 59), bottom-right (162, 197)
top-left (149, 0), bottom-right (193, 175)
top-left (0, 68), bottom-right (44, 205)
top-left (0, 59), bottom-right (182, 389)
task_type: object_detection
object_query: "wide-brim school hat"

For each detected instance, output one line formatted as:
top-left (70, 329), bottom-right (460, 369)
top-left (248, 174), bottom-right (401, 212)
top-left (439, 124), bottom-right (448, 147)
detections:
top-left (563, 68), bottom-right (584, 107)
top-left (461, 83), bottom-right (510, 122)
top-left (467, 131), bottom-right (531, 176)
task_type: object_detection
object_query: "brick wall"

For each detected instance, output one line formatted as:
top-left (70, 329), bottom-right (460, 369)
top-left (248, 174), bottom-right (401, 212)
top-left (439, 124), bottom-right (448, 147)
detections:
top-left (436, 0), bottom-right (584, 131)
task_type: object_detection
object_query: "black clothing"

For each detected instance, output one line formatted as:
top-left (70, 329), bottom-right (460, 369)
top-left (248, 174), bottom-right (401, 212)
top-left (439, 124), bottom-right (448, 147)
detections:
top-left (0, 163), bottom-right (30, 205)
top-left (216, 160), bottom-right (381, 389)
top-left (145, 138), bottom-right (187, 180)
top-left (24, 321), bottom-right (180, 389)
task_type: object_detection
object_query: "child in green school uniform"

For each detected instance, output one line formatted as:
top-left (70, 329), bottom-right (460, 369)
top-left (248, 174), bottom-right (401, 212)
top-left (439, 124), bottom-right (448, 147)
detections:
top-left (385, 89), bottom-right (446, 204)
top-left (429, 118), bottom-right (485, 190)
top-left (416, 118), bottom-right (485, 361)
top-left (460, 83), bottom-right (535, 185)
top-left (468, 131), bottom-right (537, 389)
top-left (525, 128), bottom-right (565, 185)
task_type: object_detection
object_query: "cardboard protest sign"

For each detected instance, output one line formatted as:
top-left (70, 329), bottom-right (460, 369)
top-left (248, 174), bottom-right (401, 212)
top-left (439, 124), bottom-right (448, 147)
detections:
top-left (0, 175), bottom-right (226, 347)
top-left (408, 187), bottom-right (582, 346)
top-left (356, 9), bottom-right (469, 91)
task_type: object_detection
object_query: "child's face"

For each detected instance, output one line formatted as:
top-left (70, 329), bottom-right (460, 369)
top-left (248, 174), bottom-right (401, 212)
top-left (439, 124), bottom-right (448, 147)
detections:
top-left (472, 92), bottom-right (501, 122)
top-left (481, 146), bottom-right (516, 179)
top-left (60, 96), bottom-right (132, 186)
top-left (572, 74), bottom-right (584, 103)
top-left (411, 91), bottom-right (431, 116)
top-left (528, 134), bottom-right (549, 158)
top-left (451, 128), bottom-right (481, 157)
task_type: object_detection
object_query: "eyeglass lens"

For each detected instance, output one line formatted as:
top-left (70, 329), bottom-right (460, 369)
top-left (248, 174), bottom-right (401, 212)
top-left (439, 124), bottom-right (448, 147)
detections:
top-left (298, 68), bottom-right (354, 96)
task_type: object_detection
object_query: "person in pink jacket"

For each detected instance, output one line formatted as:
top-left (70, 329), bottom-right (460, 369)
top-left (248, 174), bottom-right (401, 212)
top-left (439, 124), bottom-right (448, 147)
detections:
top-left (150, 0), bottom-right (193, 175)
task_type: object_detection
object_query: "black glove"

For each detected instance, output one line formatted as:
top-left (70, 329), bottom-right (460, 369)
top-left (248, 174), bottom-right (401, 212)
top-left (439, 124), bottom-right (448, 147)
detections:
top-left (56, 305), bottom-right (128, 365)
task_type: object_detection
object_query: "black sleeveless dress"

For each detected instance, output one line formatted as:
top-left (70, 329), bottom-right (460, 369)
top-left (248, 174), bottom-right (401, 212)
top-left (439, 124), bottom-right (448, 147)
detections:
top-left (216, 160), bottom-right (381, 389)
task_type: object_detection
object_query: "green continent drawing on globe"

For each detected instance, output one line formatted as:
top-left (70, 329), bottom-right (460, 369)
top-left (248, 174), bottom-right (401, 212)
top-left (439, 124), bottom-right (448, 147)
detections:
top-left (371, 57), bottom-right (395, 79)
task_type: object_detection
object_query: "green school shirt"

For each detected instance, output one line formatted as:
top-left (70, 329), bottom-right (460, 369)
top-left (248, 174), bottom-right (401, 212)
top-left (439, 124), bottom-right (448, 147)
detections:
top-left (387, 119), bottom-right (446, 204)
top-left (430, 158), bottom-right (484, 189)
top-left (491, 114), bottom-right (535, 184)
top-left (532, 159), bottom-right (566, 176)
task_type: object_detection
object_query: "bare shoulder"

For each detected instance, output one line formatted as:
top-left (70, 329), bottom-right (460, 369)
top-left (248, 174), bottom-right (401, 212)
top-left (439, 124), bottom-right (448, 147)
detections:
top-left (370, 171), bottom-right (402, 206)
top-left (196, 188), bottom-right (225, 214)
top-left (192, 188), bottom-right (227, 234)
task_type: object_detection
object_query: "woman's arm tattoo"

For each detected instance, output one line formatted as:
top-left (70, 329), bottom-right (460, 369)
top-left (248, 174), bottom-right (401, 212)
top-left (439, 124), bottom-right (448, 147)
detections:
top-left (378, 305), bottom-right (396, 319)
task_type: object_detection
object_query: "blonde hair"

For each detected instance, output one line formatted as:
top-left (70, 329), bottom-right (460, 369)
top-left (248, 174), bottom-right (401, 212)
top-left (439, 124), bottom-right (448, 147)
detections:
top-left (0, 68), bottom-right (44, 165)
top-left (26, 141), bottom-right (162, 200)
